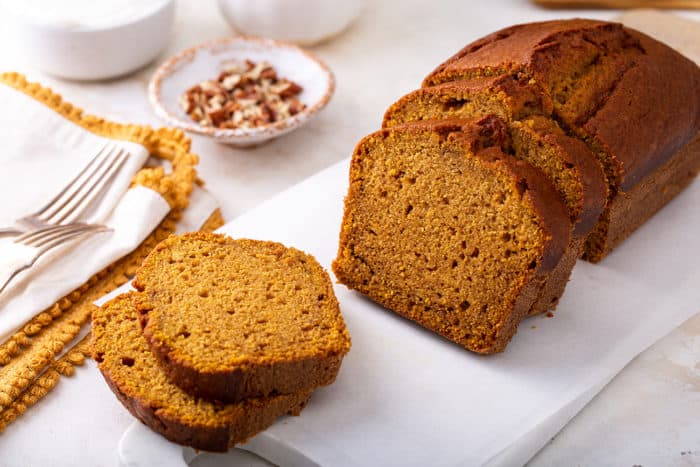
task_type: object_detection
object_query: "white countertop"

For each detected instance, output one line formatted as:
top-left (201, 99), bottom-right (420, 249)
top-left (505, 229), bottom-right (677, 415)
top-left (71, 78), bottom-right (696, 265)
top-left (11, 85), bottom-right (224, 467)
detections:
top-left (0, 1), bottom-right (698, 466)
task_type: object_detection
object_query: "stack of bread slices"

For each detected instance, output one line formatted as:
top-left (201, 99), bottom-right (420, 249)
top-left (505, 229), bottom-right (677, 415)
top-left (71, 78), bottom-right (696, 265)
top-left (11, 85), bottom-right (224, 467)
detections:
top-left (333, 19), bottom-right (700, 354)
top-left (93, 233), bottom-right (351, 451)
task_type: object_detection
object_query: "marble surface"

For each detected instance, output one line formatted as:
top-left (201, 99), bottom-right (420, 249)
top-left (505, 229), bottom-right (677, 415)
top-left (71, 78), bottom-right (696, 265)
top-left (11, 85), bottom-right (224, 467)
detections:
top-left (0, 1), bottom-right (698, 465)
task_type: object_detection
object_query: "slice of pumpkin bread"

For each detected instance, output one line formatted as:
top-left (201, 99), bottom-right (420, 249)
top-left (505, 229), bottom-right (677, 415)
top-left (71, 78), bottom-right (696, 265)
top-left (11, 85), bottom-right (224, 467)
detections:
top-left (383, 79), bottom-right (606, 312)
top-left (132, 233), bottom-right (351, 402)
top-left (93, 294), bottom-right (313, 452)
top-left (333, 117), bottom-right (571, 353)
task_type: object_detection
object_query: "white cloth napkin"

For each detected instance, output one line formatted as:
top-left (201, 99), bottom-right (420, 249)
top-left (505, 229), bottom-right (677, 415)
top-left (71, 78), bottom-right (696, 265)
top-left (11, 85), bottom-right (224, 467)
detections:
top-left (0, 83), bottom-right (170, 342)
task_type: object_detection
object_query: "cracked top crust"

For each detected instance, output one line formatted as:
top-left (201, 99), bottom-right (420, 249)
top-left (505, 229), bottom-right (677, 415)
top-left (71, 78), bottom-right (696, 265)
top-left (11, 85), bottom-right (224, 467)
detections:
top-left (423, 19), bottom-right (700, 191)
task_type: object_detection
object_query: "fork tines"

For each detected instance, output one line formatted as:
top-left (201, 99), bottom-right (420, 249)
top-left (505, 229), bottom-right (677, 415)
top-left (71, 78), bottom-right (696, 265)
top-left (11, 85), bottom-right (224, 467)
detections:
top-left (33, 144), bottom-right (130, 225)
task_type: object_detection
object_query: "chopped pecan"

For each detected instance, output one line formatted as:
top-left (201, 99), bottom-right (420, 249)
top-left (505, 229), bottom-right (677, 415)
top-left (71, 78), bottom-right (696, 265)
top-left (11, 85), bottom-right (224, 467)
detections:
top-left (180, 59), bottom-right (306, 130)
top-left (278, 81), bottom-right (303, 99)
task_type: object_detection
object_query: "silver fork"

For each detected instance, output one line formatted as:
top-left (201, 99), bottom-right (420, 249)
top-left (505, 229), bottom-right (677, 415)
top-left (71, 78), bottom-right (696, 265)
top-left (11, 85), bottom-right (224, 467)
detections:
top-left (0, 143), bottom-right (130, 237)
top-left (0, 223), bottom-right (111, 296)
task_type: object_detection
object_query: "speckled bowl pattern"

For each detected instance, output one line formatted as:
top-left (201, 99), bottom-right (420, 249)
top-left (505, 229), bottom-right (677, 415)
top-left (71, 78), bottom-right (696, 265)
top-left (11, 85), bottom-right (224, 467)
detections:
top-left (148, 36), bottom-right (335, 147)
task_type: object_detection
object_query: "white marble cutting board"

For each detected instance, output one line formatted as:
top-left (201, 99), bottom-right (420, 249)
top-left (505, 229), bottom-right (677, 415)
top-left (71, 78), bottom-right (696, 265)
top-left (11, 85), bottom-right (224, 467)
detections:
top-left (120, 149), bottom-right (700, 466)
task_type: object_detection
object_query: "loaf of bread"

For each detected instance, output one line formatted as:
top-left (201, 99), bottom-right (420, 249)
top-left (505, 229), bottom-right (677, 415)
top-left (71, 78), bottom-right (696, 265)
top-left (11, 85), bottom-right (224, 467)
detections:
top-left (334, 18), bottom-right (700, 353)
top-left (93, 294), bottom-right (312, 452)
top-left (422, 19), bottom-right (700, 261)
top-left (133, 233), bottom-right (351, 402)
top-left (333, 117), bottom-right (570, 353)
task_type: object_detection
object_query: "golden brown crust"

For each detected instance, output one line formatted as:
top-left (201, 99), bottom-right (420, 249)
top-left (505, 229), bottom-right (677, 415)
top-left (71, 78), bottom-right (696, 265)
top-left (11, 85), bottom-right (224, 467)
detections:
top-left (133, 233), bottom-right (350, 402)
top-left (383, 116), bottom-right (512, 154)
top-left (144, 336), bottom-right (344, 405)
top-left (423, 19), bottom-right (700, 189)
top-left (583, 28), bottom-right (700, 191)
top-left (585, 131), bottom-right (700, 262)
top-left (423, 19), bottom-right (615, 86)
top-left (103, 372), bottom-right (311, 453)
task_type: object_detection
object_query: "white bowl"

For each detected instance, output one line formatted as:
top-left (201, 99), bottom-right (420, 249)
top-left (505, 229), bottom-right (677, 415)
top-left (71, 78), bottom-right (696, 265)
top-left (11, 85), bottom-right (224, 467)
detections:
top-left (0, 0), bottom-right (175, 81)
top-left (217, 0), bottom-right (366, 46)
top-left (148, 36), bottom-right (335, 147)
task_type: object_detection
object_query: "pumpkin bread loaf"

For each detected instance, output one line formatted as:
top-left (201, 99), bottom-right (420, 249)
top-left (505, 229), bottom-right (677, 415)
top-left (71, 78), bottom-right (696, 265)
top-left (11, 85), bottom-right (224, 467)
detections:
top-left (133, 233), bottom-right (351, 402)
top-left (383, 80), bottom-right (606, 312)
top-left (333, 117), bottom-right (571, 353)
top-left (93, 294), bottom-right (312, 452)
top-left (423, 19), bottom-right (700, 261)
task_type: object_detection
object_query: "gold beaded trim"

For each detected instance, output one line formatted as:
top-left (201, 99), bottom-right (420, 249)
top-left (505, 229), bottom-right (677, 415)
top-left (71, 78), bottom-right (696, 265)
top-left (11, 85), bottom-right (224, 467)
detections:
top-left (0, 335), bottom-right (91, 431)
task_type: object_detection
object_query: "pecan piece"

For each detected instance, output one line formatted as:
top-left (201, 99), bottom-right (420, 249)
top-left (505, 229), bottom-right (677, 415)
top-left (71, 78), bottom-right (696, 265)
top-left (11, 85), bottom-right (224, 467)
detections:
top-left (179, 59), bottom-right (308, 130)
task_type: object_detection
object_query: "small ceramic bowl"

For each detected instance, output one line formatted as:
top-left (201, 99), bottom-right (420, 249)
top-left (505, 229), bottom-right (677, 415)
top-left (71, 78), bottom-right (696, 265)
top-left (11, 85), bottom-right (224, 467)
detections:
top-left (0, 0), bottom-right (175, 81)
top-left (217, 0), bottom-right (366, 46)
top-left (148, 36), bottom-right (335, 147)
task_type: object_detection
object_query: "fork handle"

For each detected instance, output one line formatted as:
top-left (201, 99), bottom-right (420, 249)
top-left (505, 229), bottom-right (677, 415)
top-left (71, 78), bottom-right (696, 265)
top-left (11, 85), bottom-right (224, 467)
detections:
top-left (0, 262), bottom-right (30, 297)
top-left (0, 227), bottom-right (21, 238)
top-left (0, 245), bottom-right (33, 296)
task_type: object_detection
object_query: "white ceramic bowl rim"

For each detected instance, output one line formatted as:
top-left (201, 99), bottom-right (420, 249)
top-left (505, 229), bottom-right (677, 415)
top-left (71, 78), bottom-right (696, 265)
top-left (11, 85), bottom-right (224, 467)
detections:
top-left (2, 0), bottom-right (174, 33)
top-left (148, 35), bottom-right (335, 140)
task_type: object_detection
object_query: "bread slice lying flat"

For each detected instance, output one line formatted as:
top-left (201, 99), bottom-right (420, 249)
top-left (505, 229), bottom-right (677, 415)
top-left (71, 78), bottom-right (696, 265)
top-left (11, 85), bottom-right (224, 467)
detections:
top-left (132, 233), bottom-right (351, 402)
